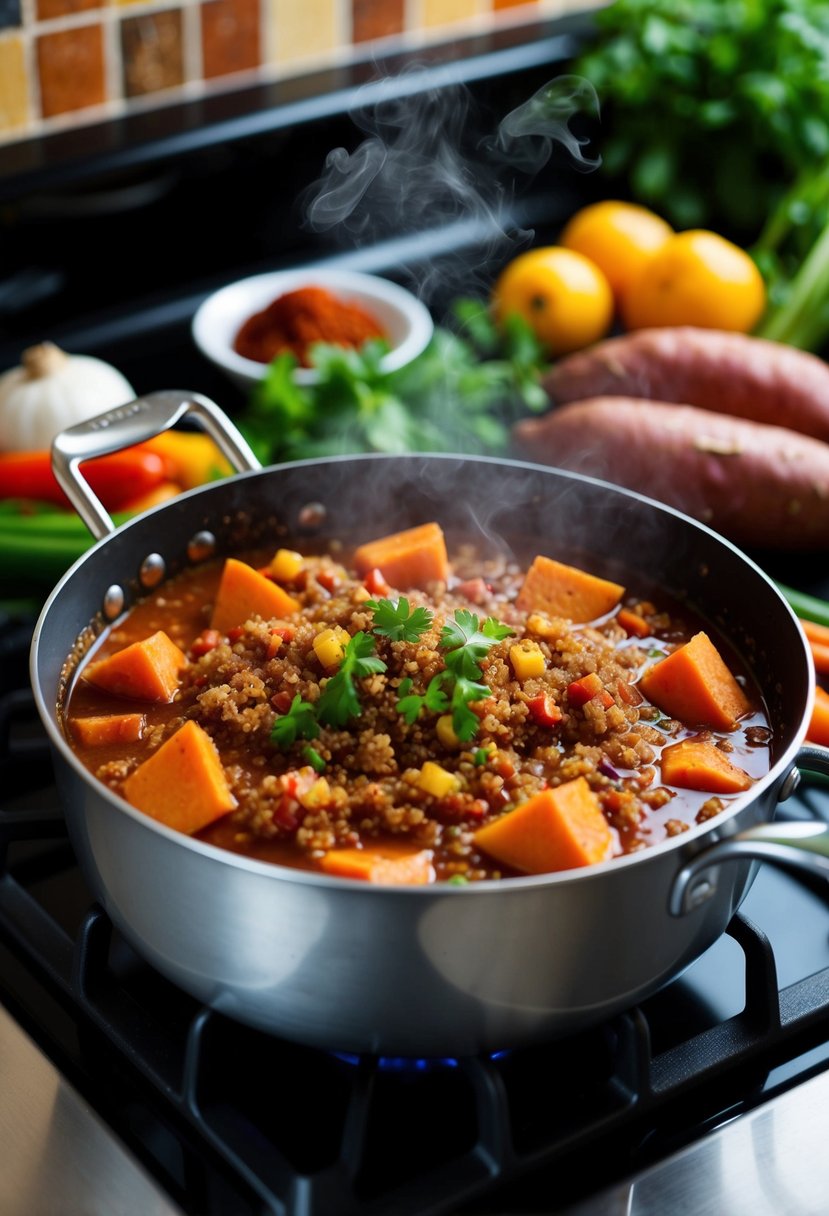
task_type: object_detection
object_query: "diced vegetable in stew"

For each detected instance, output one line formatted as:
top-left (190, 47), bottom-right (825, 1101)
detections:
top-left (63, 522), bottom-right (771, 884)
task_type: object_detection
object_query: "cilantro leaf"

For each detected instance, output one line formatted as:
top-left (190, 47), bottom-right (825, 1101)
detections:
top-left (396, 673), bottom-right (450, 724)
top-left (302, 745), bottom-right (326, 773)
top-left (441, 610), bottom-right (514, 679)
top-left (367, 597), bottom-right (434, 643)
top-left (270, 694), bottom-right (319, 748)
top-left (316, 632), bottom-right (387, 728)
top-left (451, 676), bottom-right (490, 742)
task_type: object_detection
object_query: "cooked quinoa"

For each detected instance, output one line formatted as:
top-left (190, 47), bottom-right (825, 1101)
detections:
top-left (66, 539), bottom-right (772, 883)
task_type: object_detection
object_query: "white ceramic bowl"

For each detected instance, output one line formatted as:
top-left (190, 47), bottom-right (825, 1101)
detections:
top-left (192, 267), bottom-right (434, 393)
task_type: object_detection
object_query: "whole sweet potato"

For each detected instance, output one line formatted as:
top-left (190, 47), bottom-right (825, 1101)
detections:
top-left (542, 328), bottom-right (829, 443)
top-left (512, 397), bottom-right (829, 550)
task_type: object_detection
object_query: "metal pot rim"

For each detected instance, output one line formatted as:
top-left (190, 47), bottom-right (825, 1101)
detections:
top-left (29, 450), bottom-right (814, 895)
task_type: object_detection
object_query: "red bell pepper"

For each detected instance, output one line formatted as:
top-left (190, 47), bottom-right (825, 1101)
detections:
top-left (0, 447), bottom-right (167, 511)
top-left (567, 673), bottom-right (615, 709)
top-left (526, 693), bottom-right (563, 727)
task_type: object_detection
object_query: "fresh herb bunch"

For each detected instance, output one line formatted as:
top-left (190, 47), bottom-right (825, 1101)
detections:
top-left (237, 301), bottom-right (547, 465)
top-left (574, 0), bottom-right (829, 235)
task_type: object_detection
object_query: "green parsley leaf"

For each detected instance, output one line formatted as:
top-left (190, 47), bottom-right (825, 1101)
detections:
top-left (317, 632), bottom-right (387, 728)
top-left (472, 746), bottom-right (491, 766)
top-left (302, 745), bottom-right (327, 773)
top-left (450, 676), bottom-right (490, 742)
top-left (367, 596), bottom-right (434, 643)
top-left (396, 673), bottom-right (450, 724)
top-left (441, 609), bottom-right (514, 679)
top-left (270, 694), bottom-right (319, 748)
top-left (447, 874), bottom-right (469, 886)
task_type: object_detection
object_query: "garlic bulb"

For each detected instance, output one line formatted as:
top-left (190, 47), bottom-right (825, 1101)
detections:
top-left (0, 343), bottom-right (135, 451)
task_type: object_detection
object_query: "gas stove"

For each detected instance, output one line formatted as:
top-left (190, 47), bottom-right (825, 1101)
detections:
top-left (3, 16), bottom-right (829, 1215)
top-left (4, 656), bottom-right (829, 1215)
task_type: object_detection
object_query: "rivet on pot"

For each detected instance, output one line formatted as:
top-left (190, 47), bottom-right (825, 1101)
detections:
top-left (187, 530), bottom-right (216, 563)
top-left (297, 502), bottom-right (327, 531)
top-left (686, 877), bottom-right (715, 910)
top-left (778, 768), bottom-right (801, 802)
top-left (103, 585), bottom-right (125, 620)
top-left (140, 553), bottom-right (166, 588)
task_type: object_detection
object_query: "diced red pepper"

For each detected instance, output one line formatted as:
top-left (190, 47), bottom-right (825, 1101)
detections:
top-left (363, 568), bottom-right (390, 596)
top-left (190, 629), bottom-right (222, 657)
top-left (265, 624), bottom-right (296, 659)
top-left (227, 626), bottom-right (245, 643)
top-left (567, 673), bottom-right (614, 709)
top-left (317, 569), bottom-right (341, 594)
top-left (273, 798), bottom-right (300, 831)
top-left (526, 693), bottom-right (563, 727)
top-left (271, 690), bottom-right (293, 713)
top-left (455, 577), bottom-right (491, 605)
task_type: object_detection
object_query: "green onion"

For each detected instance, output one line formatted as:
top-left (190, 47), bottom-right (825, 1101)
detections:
top-left (776, 582), bottom-right (829, 629)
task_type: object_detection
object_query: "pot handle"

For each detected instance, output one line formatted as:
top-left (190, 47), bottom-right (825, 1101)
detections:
top-left (51, 390), bottom-right (262, 541)
top-left (670, 743), bottom-right (829, 916)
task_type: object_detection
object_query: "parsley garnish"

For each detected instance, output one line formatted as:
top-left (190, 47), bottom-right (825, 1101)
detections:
top-left (367, 597), bottom-right (434, 643)
top-left (303, 745), bottom-right (326, 773)
top-left (441, 610), bottom-right (514, 679)
top-left (393, 609), bottom-right (512, 742)
top-left (270, 694), bottom-right (319, 748)
top-left (440, 610), bottom-right (512, 740)
top-left (316, 632), bottom-right (387, 728)
top-left (472, 746), bottom-right (492, 766)
top-left (396, 673), bottom-right (451, 724)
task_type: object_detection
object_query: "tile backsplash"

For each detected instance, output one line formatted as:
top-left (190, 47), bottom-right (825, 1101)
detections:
top-left (0, 0), bottom-right (597, 147)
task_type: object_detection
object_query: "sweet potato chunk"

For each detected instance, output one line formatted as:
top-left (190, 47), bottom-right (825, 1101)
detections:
top-left (122, 720), bottom-right (236, 834)
top-left (472, 777), bottom-right (613, 874)
top-left (83, 631), bottom-right (187, 703)
top-left (639, 631), bottom-right (750, 730)
top-left (352, 522), bottom-right (449, 590)
top-left (661, 738), bottom-right (753, 794)
top-left (211, 558), bottom-right (300, 634)
top-left (515, 555), bottom-right (624, 623)
top-left (70, 713), bottom-right (146, 747)
top-left (318, 846), bottom-right (436, 885)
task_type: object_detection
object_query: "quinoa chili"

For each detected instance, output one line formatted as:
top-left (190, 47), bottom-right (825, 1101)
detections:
top-left (63, 528), bottom-right (772, 884)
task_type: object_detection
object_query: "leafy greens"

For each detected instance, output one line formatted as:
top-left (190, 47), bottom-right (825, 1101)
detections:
top-left (237, 302), bottom-right (547, 464)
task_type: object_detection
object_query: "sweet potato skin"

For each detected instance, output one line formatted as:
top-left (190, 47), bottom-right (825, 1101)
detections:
top-left (542, 327), bottom-right (829, 443)
top-left (512, 397), bottom-right (829, 550)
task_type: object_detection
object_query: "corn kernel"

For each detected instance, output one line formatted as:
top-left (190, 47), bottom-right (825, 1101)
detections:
top-left (510, 640), bottom-right (546, 680)
top-left (313, 626), bottom-right (350, 668)
top-left (436, 714), bottom-right (461, 749)
top-left (418, 761), bottom-right (459, 798)
top-left (526, 613), bottom-right (561, 640)
top-left (298, 777), bottom-right (331, 810)
top-left (270, 548), bottom-right (304, 582)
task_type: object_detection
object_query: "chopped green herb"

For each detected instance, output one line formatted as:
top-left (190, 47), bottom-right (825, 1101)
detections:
top-left (450, 675), bottom-right (490, 742)
top-left (447, 874), bottom-right (469, 886)
top-left (441, 610), bottom-right (514, 680)
top-left (316, 632), bottom-right (387, 727)
top-left (395, 673), bottom-right (451, 724)
top-left (472, 746), bottom-right (491, 766)
top-left (367, 596), bottom-right (434, 643)
top-left (270, 694), bottom-right (320, 748)
top-left (302, 745), bottom-right (327, 773)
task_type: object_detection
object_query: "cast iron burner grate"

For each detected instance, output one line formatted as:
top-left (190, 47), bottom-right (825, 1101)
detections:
top-left (4, 683), bottom-right (829, 1216)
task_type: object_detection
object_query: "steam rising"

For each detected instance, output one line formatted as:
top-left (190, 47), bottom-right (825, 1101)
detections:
top-left (302, 70), bottom-right (600, 303)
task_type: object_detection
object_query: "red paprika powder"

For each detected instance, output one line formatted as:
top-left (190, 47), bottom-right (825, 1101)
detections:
top-left (233, 285), bottom-right (387, 367)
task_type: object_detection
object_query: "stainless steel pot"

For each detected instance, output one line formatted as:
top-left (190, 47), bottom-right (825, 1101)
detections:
top-left (30, 391), bottom-right (829, 1057)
